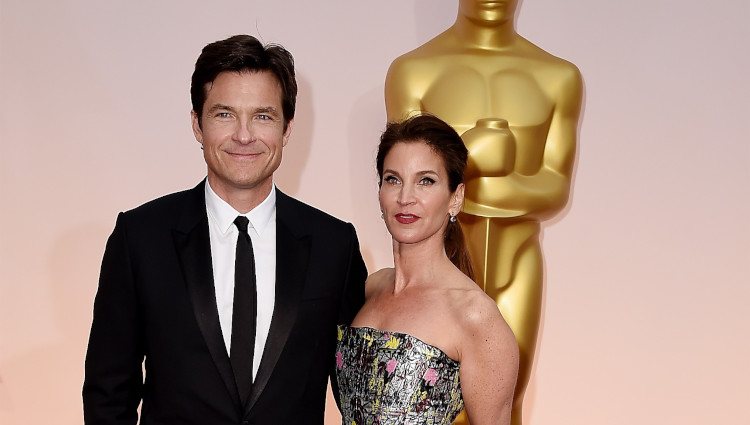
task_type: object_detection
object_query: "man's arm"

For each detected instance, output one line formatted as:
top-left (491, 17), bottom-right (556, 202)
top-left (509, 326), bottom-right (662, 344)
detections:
top-left (330, 223), bottom-right (367, 408)
top-left (337, 223), bottom-right (367, 325)
top-left (83, 213), bottom-right (144, 425)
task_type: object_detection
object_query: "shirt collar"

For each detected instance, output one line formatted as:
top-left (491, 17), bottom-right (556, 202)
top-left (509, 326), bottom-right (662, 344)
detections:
top-left (205, 180), bottom-right (277, 235)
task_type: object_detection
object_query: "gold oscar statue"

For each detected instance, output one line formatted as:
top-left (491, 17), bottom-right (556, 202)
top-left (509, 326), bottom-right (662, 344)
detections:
top-left (385, 1), bottom-right (582, 423)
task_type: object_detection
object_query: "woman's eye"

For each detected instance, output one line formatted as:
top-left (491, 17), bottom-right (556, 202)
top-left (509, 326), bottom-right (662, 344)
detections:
top-left (419, 177), bottom-right (436, 185)
top-left (383, 175), bottom-right (399, 185)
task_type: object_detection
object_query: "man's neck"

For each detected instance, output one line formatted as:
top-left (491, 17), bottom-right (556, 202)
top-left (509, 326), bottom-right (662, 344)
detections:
top-left (206, 176), bottom-right (273, 214)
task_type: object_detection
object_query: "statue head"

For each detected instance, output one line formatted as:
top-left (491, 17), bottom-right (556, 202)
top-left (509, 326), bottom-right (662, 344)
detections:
top-left (458, 0), bottom-right (518, 25)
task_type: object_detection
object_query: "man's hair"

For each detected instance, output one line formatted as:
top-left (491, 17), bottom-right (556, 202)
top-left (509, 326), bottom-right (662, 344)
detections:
top-left (190, 34), bottom-right (297, 129)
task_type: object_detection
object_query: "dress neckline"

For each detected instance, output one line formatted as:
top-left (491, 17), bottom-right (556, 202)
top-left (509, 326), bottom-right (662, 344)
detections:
top-left (340, 325), bottom-right (460, 366)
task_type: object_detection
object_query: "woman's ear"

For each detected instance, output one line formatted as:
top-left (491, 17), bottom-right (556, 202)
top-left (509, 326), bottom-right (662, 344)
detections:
top-left (450, 183), bottom-right (465, 216)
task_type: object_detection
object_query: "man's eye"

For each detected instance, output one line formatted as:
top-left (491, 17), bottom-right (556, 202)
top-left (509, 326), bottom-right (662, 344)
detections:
top-left (216, 112), bottom-right (232, 118)
top-left (256, 114), bottom-right (271, 121)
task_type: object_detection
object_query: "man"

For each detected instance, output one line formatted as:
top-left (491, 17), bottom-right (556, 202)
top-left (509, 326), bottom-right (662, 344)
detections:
top-left (83, 35), bottom-right (366, 424)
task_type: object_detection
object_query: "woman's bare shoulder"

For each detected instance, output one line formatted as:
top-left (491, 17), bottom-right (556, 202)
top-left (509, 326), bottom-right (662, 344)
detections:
top-left (451, 284), bottom-right (518, 422)
top-left (454, 284), bottom-right (517, 354)
top-left (444, 272), bottom-right (492, 311)
top-left (364, 268), bottom-right (394, 299)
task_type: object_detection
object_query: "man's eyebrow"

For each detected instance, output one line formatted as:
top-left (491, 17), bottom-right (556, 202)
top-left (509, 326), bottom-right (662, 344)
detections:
top-left (254, 106), bottom-right (280, 115)
top-left (206, 103), bottom-right (235, 114)
top-left (204, 104), bottom-right (281, 116)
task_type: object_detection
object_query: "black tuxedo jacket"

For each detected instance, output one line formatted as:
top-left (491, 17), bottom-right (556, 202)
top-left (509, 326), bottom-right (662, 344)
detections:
top-left (83, 181), bottom-right (366, 425)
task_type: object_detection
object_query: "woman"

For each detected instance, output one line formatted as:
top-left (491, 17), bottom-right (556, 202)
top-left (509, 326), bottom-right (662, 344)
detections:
top-left (335, 114), bottom-right (519, 424)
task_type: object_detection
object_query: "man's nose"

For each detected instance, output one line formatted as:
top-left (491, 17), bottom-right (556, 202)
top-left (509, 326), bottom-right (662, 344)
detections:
top-left (233, 119), bottom-right (255, 144)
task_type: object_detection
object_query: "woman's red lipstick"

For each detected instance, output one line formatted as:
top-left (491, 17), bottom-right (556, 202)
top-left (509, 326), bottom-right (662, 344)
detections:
top-left (395, 213), bottom-right (420, 224)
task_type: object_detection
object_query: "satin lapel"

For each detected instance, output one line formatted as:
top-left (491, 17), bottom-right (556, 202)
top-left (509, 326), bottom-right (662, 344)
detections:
top-left (172, 182), bottom-right (240, 407)
top-left (245, 191), bottom-right (310, 413)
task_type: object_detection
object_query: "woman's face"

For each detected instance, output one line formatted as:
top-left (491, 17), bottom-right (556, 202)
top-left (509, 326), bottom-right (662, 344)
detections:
top-left (379, 141), bottom-right (464, 246)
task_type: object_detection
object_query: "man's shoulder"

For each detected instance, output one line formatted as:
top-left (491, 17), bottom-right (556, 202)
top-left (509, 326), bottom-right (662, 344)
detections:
top-left (120, 182), bottom-right (203, 223)
top-left (276, 190), bottom-right (352, 233)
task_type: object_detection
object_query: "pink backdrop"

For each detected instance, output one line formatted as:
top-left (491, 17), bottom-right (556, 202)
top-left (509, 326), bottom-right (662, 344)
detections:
top-left (1, 1), bottom-right (748, 424)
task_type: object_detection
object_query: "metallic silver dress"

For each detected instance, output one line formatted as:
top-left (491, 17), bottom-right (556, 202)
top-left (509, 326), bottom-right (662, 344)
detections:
top-left (335, 325), bottom-right (464, 424)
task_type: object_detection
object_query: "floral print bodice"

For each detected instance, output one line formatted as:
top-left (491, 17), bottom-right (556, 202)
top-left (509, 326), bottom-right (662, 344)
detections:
top-left (335, 325), bottom-right (464, 425)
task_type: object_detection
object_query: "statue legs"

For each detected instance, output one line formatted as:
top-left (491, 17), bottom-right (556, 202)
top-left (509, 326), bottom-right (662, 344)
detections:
top-left (455, 215), bottom-right (543, 425)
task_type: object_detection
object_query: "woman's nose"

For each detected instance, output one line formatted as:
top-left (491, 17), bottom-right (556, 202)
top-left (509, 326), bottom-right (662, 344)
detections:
top-left (397, 185), bottom-right (416, 205)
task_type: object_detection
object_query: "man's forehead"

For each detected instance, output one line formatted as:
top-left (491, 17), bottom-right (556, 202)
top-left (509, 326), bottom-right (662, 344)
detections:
top-left (203, 69), bottom-right (282, 91)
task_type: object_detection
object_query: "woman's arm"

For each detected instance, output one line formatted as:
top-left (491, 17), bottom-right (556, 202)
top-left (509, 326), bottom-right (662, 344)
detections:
top-left (458, 292), bottom-right (520, 425)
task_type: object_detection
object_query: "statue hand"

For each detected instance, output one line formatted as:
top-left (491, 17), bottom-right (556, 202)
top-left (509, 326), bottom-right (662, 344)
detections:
top-left (461, 118), bottom-right (516, 179)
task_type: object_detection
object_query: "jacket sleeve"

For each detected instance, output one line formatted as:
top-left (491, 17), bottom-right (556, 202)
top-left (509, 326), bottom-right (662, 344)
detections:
top-left (337, 223), bottom-right (367, 325)
top-left (83, 213), bottom-right (144, 425)
top-left (331, 223), bottom-right (367, 408)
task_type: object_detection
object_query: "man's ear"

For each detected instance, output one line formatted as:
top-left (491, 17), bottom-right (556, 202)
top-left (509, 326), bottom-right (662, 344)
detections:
top-left (191, 110), bottom-right (203, 145)
top-left (282, 119), bottom-right (294, 147)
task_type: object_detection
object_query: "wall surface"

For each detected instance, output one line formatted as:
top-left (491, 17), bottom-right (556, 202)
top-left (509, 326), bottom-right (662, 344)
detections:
top-left (1, 1), bottom-right (748, 424)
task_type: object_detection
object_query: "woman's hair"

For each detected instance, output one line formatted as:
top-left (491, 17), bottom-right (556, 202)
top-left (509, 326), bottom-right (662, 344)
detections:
top-left (376, 114), bottom-right (475, 280)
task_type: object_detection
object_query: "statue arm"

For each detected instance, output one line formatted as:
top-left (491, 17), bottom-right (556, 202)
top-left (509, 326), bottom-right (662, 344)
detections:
top-left (541, 65), bottom-right (583, 187)
top-left (384, 58), bottom-right (424, 121)
top-left (464, 67), bottom-right (583, 220)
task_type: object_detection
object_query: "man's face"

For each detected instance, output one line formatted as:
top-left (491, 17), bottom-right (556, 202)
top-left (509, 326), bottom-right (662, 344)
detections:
top-left (459, 0), bottom-right (518, 24)
top-left (192, 71), bottom-right (292, 200)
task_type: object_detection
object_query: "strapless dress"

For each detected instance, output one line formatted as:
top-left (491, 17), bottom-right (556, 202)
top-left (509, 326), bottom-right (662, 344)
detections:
top-left (335, 325), bottom-right (463, 424)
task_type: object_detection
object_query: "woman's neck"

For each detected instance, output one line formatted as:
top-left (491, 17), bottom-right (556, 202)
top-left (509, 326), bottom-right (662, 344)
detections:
top-left (391, 237), bottom-right (453, 294)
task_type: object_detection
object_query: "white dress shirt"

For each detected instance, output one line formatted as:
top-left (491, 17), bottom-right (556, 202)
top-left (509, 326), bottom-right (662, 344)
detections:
top-left (205, 181), bottom-right (276, 380)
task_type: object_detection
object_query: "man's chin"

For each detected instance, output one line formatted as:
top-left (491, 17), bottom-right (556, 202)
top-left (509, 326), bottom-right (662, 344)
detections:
top-left (233, 175), bottom-right (274, 191)
top-left (208, 173), bottom-right (273, 193)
